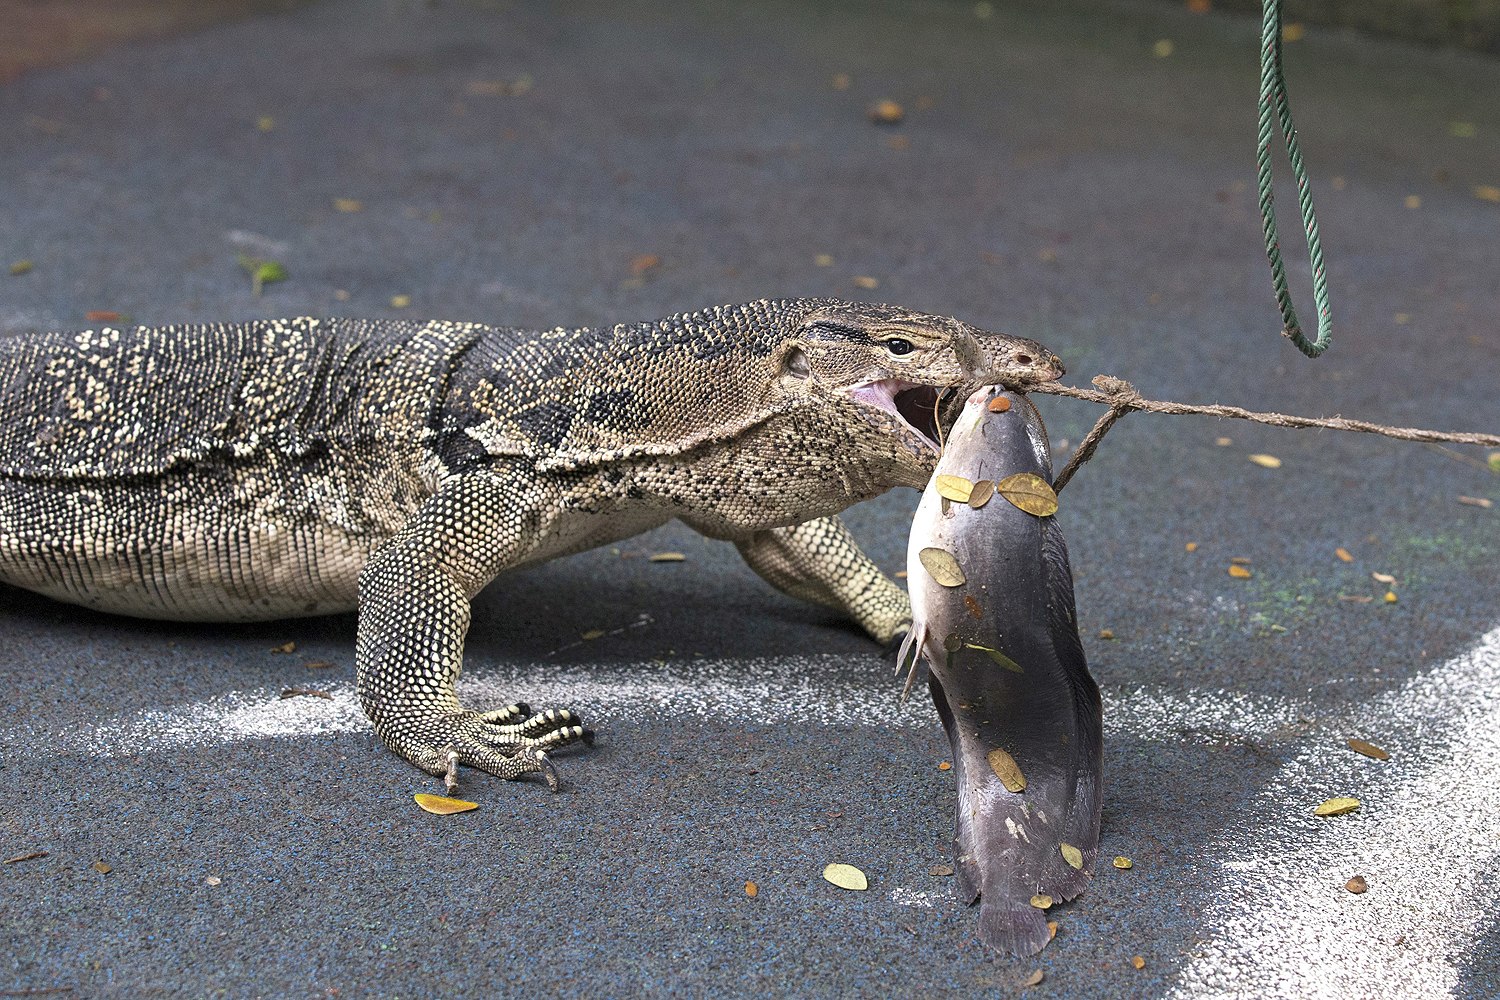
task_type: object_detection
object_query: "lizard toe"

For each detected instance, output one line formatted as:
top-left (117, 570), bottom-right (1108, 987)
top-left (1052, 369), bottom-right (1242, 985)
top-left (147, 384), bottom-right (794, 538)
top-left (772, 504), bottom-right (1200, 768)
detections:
top-left (383, 712), bottom-right (569, 793)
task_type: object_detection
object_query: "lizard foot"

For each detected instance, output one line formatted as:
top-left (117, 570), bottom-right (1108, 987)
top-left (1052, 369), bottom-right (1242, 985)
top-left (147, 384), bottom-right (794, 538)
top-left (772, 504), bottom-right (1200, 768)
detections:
top-left (393, 708), bottom-right (593, 794)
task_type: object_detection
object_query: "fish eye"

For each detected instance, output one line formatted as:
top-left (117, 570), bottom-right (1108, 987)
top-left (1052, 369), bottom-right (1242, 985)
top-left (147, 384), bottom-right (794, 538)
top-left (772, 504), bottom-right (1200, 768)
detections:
top-left (884, 338), bottom-right (914, 356)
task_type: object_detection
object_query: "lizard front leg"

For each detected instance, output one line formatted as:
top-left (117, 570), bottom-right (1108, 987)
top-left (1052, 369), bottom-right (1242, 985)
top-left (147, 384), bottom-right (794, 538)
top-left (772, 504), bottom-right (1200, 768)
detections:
top-left (356, 473), bottom-right (590, 792)
top-left (733, 515), bottom-right (911, 645)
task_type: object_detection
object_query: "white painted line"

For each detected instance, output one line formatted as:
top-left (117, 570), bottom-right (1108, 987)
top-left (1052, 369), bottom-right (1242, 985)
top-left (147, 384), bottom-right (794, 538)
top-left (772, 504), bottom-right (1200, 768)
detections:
top-left (5, 654), bottom-right (1303, 759)
top-left (1167, 625), bottom-right (1500, 1000)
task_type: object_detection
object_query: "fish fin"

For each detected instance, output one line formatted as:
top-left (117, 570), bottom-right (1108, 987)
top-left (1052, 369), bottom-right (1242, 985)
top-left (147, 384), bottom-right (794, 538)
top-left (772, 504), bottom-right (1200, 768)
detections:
top-left (976, 900), bottom-right (1054, 956)
top-left (896, 622), bottom-right (928, 702)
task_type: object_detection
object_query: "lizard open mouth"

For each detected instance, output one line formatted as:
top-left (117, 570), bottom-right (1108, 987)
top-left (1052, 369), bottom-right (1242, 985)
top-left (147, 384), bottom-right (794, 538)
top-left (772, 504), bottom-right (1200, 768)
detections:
top-left (849, 379), bottom-right (963, 452)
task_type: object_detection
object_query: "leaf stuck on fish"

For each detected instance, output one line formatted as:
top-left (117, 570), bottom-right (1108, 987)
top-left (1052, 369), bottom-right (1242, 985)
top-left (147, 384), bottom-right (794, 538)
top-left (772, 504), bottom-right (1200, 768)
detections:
top-left (1029, 894), bottom-right (1053, 909)
top-left (967, 643), bottom-right (1023, 673)
top-left (919, 547), bottom-right (966, 587)
top-left (996, 474), bottom-right (1058, 517)
top-left (1060, 843), bottom-right (1084, 870)
top-left (935, 474), bottom-right (974, 503)
top-left (987, 396), bottom-right (1012, 413)
top-left (987, 748), bottom-right (1027, 792)
top-left (967, 479), bottom-right (995, 508)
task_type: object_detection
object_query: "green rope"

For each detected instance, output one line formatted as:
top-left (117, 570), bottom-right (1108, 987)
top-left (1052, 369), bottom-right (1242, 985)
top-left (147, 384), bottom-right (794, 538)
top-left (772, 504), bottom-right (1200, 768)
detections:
top-left (1257, 0), bottom-right (1332, 358)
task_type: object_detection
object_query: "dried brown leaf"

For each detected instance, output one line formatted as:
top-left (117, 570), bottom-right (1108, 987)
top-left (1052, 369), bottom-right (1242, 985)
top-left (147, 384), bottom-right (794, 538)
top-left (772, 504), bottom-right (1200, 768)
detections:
top-left (279, 687), bottom-right (331, 700)
top-left (996, 473), bottom-right (1058, 517)
top-left (92, 861), bottom-right (112, 875)
top-left (744, 880), bottom-right (758, 898)
top-left (987, 396), bottom-right (1012, 413)
top-left (967, 479), bottom-right (995, 508)
top-left (937, 761), bottom-right (951, 771)
top-left (1346, 738), bottom-right (1390, 761)
top-left (929, 864), bottom-right (955, 877)
top-left (5, 851), bottom-right (47, 864)
top-left (918, 547), bottom-right (966, 587)
top-left (303, 660), bottom-right (335, 670)
top-left (1346, 875), bottom-right (1368, 894)
top-left (987, 748), bottom-right (1027, 792)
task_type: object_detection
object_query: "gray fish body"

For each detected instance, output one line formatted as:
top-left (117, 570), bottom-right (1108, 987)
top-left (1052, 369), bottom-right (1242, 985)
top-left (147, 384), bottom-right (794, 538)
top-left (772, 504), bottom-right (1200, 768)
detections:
top-left (900, 388), bottom-right (1102, 956)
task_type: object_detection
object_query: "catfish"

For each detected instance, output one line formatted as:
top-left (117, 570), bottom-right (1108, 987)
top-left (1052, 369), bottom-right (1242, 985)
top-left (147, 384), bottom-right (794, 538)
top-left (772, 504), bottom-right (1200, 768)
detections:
top-left (898, 387), bottom-right (1103, 956)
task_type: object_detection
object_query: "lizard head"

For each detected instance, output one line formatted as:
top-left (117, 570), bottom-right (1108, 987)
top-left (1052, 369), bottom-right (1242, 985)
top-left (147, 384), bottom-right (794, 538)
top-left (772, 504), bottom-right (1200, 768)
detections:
top-left (773, 300), bottom-right (1063, 486)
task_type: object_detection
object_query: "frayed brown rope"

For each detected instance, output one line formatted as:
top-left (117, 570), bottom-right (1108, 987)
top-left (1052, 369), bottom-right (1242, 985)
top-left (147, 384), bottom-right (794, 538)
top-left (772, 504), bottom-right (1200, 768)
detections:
top-left (1033, 375), bottom-right (1500, 492)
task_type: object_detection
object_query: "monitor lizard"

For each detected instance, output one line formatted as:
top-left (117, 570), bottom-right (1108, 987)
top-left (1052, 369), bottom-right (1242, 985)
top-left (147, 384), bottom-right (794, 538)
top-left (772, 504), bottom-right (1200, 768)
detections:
top-left (0, 298), bottom-right (1062, 791)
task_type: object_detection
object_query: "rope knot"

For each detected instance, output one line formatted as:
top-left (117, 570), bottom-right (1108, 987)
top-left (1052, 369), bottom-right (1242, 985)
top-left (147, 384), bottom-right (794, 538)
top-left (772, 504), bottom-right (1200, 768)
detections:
top-left (1091, 375), bottom-right (1140, 405)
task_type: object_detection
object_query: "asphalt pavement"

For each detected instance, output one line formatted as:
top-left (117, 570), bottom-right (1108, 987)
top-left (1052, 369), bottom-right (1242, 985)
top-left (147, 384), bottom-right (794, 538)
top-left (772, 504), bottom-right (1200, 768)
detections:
top-left (2, 1), bottom-right (1498, 997)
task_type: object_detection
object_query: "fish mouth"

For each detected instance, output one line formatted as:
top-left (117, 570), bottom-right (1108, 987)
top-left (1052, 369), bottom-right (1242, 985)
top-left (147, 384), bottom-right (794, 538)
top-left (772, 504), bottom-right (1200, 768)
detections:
top-left (848, 379), bottom-right (965, 453)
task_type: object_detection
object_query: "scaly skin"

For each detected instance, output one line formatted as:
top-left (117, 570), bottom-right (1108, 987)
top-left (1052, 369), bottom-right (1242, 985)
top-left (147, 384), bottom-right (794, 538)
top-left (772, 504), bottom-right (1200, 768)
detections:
top-left (0, 299), bottom-right (1062, 789)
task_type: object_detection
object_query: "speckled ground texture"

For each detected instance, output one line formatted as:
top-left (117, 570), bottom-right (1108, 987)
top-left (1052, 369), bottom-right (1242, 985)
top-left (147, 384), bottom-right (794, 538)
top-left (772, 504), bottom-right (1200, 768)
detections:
top-left (2, 1), bottom-right (1498, 997)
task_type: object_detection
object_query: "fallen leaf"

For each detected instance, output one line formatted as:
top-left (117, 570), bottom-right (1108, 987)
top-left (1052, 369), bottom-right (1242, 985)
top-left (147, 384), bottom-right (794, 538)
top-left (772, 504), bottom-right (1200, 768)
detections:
top-left (987, 748), bottom-right (1027, 792)
top-left (1228, 565), bottom-right (1252, 579)
top-left (929, 864), bottom-right (955, 877)
top-left (967, 480), bottom-right (995, 508)
top-left (1248, 453), bottom-right (1282, 469)
top-left (1113, 856), bottom-right (1133, 870)
top-left (630, 253), bottom-right (661, 276)
top-left (1282, 22), bottom-right (1305, 41)
top-left (279, 687), bottom-right (332, 700)
top-left (1457, 496), bottom-right (1492, 509)
top-left (256, 115), bottom-right (275, 132)
top-left (1152, 38), bottom-right (1174, 58)
top-left (918, 547), bottom-right (966, 587)
top-left (967, 643), bottom-right (1024, 673)
top-left (1060, 843), bottom-right (1084, 870)
top-left (823, 862), bottom-right (868, 890)
top-left (270, 642), bottom-right (296, 654)
top-left (390, 294), bottom-right (411, 309)
top-left (649, 552), bottom-right (686, 562)
top-left (304, 660), bottom-right (335, 670)
top-left (1347, 738), bottom-right (1390, 761)
top-left (867, 99), bottom-right (904, 124)
top-left (852, 275), bottom-right (880, 290)
top-left (1185, 542), bottom-right (1198, 552)
top-left (1404, 194), bottom-right (1421, 210)
top-left (744, 880), bottom-right (758, 898)
top-left (987, 396), bottom-right (1012, 413)
top-left (1474, 185), bottom-right (1500, 203)
top-left (1046, 920), bottom-right (1059, 940)
top-left (814, 253), bottom-right (834, 267)
top-left (1314, 797), bottom-right (1360, 817)
top-left (1346, 875), bottom-right (1368, 894)
top-left (1230, 556), bottom-right (1252, 565)
top-left (937, 761), bottom-right (952, 771)
top-left (205, 876), bottom-right (221, 886)
top-left (1131, 955), bottom-right (1146, 970)
top-left (92, 861), bottom-right (112, 875)
top-left (1450, 121), bottom-right (1477, 138)
top-left (414, 793), bottom-right (478, 815)
top-left (935, 474), bottom-right (974, 503)
top-left (1024, 969), bottom-right (1044, 987)
top-left (996, 473), bottom-right (1059, 517)
top-left (1339, 595), bottom-right (1374, 604)
top-left (333, 198), bottom-right (363, 213)
top-left (85, 310), bottom-right (123, 323)
top-left (10, 260), bottom-right (33, 276)
top-left (1029, 893), bottom-right (1053, 909)
top-left (1372, 572), bottom-right (1396, 584)
top-left (580, 629), bottom-right (606, 640)
top-left (963, 595), bottom-right (983, 619)
top-left (5, 851), bottom-right (47, 864)
top-left (894, 570), bottom-right (908, 578)
top-left (1215, 436), bottom-right (1232, 447)
top-left (1384, 591), bottom-right (1398, 603)
top-left (1098, 629), bottom-right (1115, 640)
top-left (1335, 547), bottom-right (1354, 562)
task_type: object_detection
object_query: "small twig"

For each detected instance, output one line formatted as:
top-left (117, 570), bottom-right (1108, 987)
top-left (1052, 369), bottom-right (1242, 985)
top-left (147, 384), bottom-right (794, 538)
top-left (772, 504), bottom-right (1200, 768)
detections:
top-left (1032, 375), bottom-right (1500, 491)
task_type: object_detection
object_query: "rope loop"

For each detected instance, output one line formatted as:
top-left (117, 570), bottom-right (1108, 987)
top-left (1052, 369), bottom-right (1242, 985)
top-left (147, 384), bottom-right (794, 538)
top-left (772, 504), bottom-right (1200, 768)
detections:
top-left (1258, 0), bottom-right (1333, 358)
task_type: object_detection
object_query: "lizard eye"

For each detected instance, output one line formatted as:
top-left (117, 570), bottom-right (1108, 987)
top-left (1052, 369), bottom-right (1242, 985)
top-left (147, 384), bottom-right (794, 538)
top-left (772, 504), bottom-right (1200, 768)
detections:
top-left (884, 338), bottom-right (914, 356)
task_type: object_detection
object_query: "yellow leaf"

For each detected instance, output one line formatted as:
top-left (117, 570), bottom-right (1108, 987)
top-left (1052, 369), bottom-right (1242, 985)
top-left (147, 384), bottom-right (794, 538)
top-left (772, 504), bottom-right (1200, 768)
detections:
top-left (1185, 542), bottom-right (1198, 552)
top-left (1113, 856), bottom-right (1133, 870)
top-left (333, 198), bottom-right (363, 213)
top-left (390, 294), bottom-right (412, 309)
top-left (996, 473), bottom-right (1058, 517)
top-left (1335, 547), bottom-right (1353, 562)
top-left (1228, 564), bottom-right (1252, 579)
top-left (1029, 893), bottom-right (1053, 909)
top-left (935, 474), bottom-right (974, 503)
top-left (1131, 955), bottom-right (1146, 970)
top-left (1248, 453), bottom-right (1282, 469)
top-left (1314, 797), bottom-right (1360, 817)
top-left (580, 629), bottom-right (606, 640)
top-left (987, 748), bottom-right (1027, 792)
top-left (822, 863), bottom-right (868, 890)
top-left (649, 552), bottom-right (687, 562)
top-left (918, 547), bottom-right (966, 587)
top-left (1384, 591), bottom-right (1398, 603)
top-left (937, 761), bottom-right (951, 771)
top-left (1215, 436), bottom-right (1232, 447)
top-left (1346, 738), bottom-right (1390, 761)
top-left (1474, 185), bottom-right (1500, 203)
top-left (415, 793), bottom-right (479, 815)
top-left (1060, 843), bottom-right (1084, 870)
top-left (852, 275), bottom-right (880, 290)
top-left (966, 643), bottom-right (1024, 673)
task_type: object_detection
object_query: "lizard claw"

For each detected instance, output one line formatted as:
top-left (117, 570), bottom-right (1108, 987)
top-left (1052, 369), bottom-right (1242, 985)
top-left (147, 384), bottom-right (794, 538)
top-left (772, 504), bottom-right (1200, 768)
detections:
top-left (387, 707), bottom-right (591, 793)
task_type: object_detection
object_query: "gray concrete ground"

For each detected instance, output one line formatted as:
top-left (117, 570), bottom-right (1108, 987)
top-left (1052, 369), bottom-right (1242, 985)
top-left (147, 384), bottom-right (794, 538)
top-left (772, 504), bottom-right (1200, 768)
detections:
top-left (2, 1), bottom-right (1498, 997)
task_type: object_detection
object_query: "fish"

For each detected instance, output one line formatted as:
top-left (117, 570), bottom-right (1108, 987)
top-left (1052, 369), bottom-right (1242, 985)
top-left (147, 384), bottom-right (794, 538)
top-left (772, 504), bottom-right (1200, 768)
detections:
top-left (898, 386), bottom-right (1103, 956)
